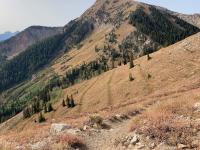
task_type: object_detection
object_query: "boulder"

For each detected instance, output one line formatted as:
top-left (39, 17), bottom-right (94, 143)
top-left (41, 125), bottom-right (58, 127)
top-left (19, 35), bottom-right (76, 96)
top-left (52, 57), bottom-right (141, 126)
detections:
top-left (130, 134), bottom-right (139, 145)
top-left (30, 141), bottom-right (47, 150)
top-left (194, 102), bottom-right (200, 112)
top-left (64, 128), bottom-right (81, 135)
top-left (83, 125), bottom-right (89, 131)
top-left (155, 143), bottom-right (176, 150)
top-left (177, 144), bottom-right (188, 149)
top-left (50, 123), bottom-right (71, 134)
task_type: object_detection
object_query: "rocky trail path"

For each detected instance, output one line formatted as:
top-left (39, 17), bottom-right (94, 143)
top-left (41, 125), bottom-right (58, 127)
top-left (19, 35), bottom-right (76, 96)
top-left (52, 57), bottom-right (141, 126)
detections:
top-left (83, 103), bottom-right (153, 150)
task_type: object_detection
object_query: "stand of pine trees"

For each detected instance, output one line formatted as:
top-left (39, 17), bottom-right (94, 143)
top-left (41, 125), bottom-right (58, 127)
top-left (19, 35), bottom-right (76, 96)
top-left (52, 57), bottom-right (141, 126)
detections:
top-left (129, 7), bottom-right (200, 47)
top-left (62, 95), bottom-right (76, 108)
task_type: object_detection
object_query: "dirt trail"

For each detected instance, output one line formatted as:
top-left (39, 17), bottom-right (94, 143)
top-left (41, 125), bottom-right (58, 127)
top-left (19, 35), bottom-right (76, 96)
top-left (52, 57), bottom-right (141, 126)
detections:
top-left (107, 70), bottom-right (116, 106)
top-left (84, 101), bottom-right (152, 150)
top-left (78, 77), bottom-right (99, 113)
top-left (138, 66), bottom-right (153, 95)
top-left (85, 119), bottom-right (131, 150)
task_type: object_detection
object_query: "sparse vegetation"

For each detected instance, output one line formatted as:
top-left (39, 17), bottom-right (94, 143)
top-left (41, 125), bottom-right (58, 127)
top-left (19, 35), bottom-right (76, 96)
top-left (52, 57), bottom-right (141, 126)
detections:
top-left (130, 99), bottom-right (200, 147)
top-left (89, 114), bottom-right (103, 127)
top-left (129, 52), bottom-right (134, 69)
top-left (56, 134), bottom-right (86, 150)
top-left (129, 73), bottom-right (134, 81)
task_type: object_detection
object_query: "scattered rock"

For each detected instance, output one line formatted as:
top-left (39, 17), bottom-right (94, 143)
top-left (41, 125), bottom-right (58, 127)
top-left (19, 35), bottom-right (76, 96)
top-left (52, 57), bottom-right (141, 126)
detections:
top-left (177, 144), bottom-right (188, 149)
top-left (30, 141), bottom-right (47, 150)
top-left (155, 142), bottom-right (176, 150)
top-left (50, 123), bottom-right (72, 134)
top-left (115, 114), bottom-right (122, 120)
top-left (15, 146), bottom-right (25, 150)
top-left (149, 142), bottom-right (156, 149)
top-left (83, 125), bottom-right (89, 131)
top-left (194, 102), bottom-right (200, 112)
top-left (130, 134), bottom-right (139, 145)
top-left (64, 128), bottom-right (81, 135)
top-left (191, 140), bottom-right (199, 148)
top-left (136, 143), bottom-right (145, 149)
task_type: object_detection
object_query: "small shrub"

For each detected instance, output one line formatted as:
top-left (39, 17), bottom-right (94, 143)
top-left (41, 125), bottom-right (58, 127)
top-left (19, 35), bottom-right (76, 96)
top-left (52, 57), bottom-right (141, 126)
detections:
top-left (77, 43), bottom-right (83, 50)
top-left (147, 74), bottom-right (151, 79)
top-left (129, 73), bottom-right (134, 81)
top-left (147, 54), bottom-right (151, 60)
top-left (89, 114), bottom-right (103, 127)
top-left (57, 134), bottom-right (86, 150)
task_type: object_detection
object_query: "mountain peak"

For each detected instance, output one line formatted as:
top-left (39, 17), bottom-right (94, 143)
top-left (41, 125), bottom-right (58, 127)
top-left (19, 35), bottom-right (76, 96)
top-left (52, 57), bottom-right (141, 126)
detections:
top-left (80, 0), bottom-right (140, 25)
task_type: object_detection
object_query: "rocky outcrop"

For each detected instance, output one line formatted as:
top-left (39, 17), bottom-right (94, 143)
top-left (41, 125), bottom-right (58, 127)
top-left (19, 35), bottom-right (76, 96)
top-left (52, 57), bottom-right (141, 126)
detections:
top-left (50, 123), bottom-right (72, 134)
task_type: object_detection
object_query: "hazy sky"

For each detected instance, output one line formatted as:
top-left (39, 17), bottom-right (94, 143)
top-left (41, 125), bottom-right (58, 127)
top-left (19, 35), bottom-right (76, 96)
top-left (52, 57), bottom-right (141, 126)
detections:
top-left (0, 0), bottom-right (199, 34)
top-left (139, 0), bottom-right (200, 14)
top-left (0, 0), bottom-right (95, 33)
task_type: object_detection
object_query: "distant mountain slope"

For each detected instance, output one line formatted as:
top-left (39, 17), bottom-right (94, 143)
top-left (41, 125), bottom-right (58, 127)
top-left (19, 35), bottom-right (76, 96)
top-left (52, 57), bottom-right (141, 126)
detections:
top-left (0, 31), bottom-right (19, 42)
top-left (0, 26), bottom-right (63, 59)
top-left (155, 6), bottom-right (200, 28)
top-left (174, 13), bottom-right (200, 28)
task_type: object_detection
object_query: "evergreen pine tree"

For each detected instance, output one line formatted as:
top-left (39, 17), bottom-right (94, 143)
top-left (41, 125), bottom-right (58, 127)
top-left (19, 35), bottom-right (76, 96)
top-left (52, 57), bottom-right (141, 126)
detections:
top-left (66, 96), bottom-right (71, 108)
top-left (147, 54), bottom-right (151, 60)
top-left (38, 112), bottom-right (46, 123)
top-left (70, 95), bottom-right (76, 108)
top-left (111, 58), bottom-right (115, 69)
top-left (129, 73), bottom-right (134, 81)
top-left (129, 52), bottom-right (134, 69)
top-left (43, 103), bottom-right (47, 113)
top-left (47, 103), bottom-right (53, 112)
top-left (62, 99), bottom-right (66, 107)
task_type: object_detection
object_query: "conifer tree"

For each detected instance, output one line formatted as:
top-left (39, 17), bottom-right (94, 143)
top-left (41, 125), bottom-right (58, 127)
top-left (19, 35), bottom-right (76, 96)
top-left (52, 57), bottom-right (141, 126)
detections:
top-left (129, 73), bottom-right (134, 81)
top-left (47, 103), bottom-right (53, 112)
top-left (129, 52), bottom-right (134, 69)
top-left (66, 95), bottom-right (71, 108)
top-left (62, 99), bottom-right (66, 107)
top-left (43, 103), bottom-right (47, 113)
top-left (147, 54), bottom-right (151, 60)
top-left (23, 107), bottom-right (31, 119)
top-left (38, 112), bottom-right (46, 123)
top-left (70, 95), bottom-right (76, 108)
top-left (111, 58), bottom-right (115, 69)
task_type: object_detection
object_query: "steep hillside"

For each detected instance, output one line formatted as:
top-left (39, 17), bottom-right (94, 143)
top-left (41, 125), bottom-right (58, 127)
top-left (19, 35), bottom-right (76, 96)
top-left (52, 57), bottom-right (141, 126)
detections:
top-left (0, 26), bottom-right (62, 59)
top-left (0, 0), bottom-right (199, 127)
top-left (155, 6), bottom-right (200, 28)
top-left (176, 13), bottom-right (200, 28)
top-left (1, 32), bottom-right (200, 150)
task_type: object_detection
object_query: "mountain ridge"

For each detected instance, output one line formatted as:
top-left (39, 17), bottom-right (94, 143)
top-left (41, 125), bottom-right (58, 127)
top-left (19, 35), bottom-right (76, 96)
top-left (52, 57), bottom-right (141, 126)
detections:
top-left (0, 31), bottom-right (19, 42)
top-left (0, 26), bottom-right (63, 59)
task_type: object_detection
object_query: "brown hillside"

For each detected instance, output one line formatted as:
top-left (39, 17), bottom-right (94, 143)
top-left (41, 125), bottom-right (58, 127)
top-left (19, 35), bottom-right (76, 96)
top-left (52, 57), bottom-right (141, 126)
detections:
top-left (1, 32), bottom-right (200, 132)
top-left (0, 26), bottom-right (62, 59)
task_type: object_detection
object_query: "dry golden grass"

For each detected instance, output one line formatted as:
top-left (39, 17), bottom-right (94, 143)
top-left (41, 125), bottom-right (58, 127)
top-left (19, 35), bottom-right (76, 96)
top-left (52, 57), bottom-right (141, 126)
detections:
top-left (2, 33), bottom-right (200, 134)
top-left (130, 98), bottom-right (200, 147)
top-left (52, 25), bottom-right (112, 76)
top-left (51, 134), bottom-right (86, 150)
top-left (0, 127), bottom-right (86, 150)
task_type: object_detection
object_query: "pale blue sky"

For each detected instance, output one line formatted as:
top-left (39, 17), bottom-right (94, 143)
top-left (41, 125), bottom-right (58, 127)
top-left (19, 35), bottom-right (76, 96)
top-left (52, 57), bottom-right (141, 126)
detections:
top-left (139, 0), bottom-right (200, 14)
top-left (0, 0), bottom-right (199, 34)
top-left (0, 0), bottom-right (95, 33)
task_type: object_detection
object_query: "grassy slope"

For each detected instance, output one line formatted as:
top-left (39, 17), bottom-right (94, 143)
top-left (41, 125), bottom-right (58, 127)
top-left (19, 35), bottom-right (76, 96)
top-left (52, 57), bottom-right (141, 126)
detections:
top-left (1, 32), bottom-right (200, 133)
